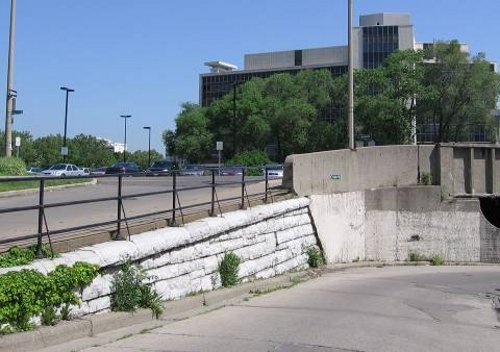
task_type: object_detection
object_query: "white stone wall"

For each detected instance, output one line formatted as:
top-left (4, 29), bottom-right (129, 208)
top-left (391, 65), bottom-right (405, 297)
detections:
top-left (309, 191), bottom-right (482, 263)
top-left (0, 198), bottom-right (318, 318)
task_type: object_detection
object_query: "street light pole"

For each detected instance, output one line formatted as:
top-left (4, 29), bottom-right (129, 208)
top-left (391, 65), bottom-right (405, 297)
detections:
top-left (121, 115), bottom-right (131, 162)
top-left (4, 0), bottom-right (16, 157)
top-left (348, 0), bottom-right (355, 150)
top-left (143, 126), bottom-right (151, 167)
top-left (60, 87), bottom-right (74, 162)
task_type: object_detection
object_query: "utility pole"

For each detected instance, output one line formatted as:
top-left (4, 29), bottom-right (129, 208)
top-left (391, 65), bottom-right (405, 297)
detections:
top-left (4, 0), bottom-right (16, 157)
top-left (348, 0), bottom-right (355, 150)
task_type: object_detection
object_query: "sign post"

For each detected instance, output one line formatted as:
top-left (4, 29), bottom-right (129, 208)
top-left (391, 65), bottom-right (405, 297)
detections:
top-left (216, 141), bottom-right (223, 175)
top-left (14, 136), bottom-right (20, 157)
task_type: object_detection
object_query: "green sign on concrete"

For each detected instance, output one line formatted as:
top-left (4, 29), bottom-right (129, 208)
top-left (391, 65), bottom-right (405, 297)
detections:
top-left (330, 174), bottom-right (342, 181)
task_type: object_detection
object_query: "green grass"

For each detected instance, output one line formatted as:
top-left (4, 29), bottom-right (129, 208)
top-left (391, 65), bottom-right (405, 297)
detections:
top-left (0, 178), bottom-right (90, 192)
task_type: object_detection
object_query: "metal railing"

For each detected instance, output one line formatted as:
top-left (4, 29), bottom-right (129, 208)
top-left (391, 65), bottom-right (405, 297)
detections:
top-left (0, 167), bottom-right (285, 256)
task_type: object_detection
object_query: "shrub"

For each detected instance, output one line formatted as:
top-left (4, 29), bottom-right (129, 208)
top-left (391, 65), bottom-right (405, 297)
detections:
top-left (227, 149), bottom-right (271, 175)
top-left (421, 172), bottom-right (432, 185)
top-left (408, 252), bottom-right (427, 262)
top-left (0, 157), bottom-right (27, 176)
top-left (430, 254), bottom-right (444, 266)
top-left (0, 262), bottom-right (99, 332)
top-left (219, 252), bottom-right (240, 288)
top-left (110, 259), bottom-right (163, 318)
top-left (306, 247), bottom-right (325, 268)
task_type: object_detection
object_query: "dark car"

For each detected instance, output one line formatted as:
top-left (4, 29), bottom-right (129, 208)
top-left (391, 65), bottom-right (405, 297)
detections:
top-left (146, 160), bottom-right (174, 175)
top-left (105, 162), bottom-right (141, 174)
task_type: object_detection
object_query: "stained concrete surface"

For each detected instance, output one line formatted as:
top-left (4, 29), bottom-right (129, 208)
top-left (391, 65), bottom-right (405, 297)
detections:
top-left (73, 265), bottom-right (500, 352)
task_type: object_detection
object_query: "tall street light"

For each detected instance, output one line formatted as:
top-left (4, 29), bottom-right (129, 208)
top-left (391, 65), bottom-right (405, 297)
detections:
top-left (348, 0), bottom-right (355, 150)
top-left (4, 0), bottom-right (16, 157)
top-left (60, 86), bottom-right (74, 162)
top-left (143, 126), bottom-right (151, 167)
top-left (121, 115), bottom-right (131, 162)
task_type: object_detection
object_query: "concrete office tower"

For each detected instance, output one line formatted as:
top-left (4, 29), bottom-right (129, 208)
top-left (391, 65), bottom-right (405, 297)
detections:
top-left (200, 13), bottom-right (415, 109)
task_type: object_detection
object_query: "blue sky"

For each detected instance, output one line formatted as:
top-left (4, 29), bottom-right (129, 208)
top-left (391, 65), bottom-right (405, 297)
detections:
top-left (0, 0), bottom-right (499, 154)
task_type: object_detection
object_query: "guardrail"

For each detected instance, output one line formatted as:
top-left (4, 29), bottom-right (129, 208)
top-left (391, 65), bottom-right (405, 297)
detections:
top-left (0, 167), bottom-right (284, 256)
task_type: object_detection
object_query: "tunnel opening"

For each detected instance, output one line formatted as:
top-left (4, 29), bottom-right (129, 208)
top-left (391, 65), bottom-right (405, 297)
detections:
top-left (479, 197), bottom-right (500, 228)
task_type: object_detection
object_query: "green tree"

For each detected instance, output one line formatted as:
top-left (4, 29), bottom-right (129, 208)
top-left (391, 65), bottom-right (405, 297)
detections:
top-left (67, 134), bottom-right (118, 167)
top-left (162, 129), bottom-right (177, 159)
top-left (355, 50), bottom-right (425, 145)
top-left (128, 149), bottom-right (163, 169)
top-left (173, 103), bottom-right (213, 163)
top-left (31, 135), bottom-right (63, 168)
top-left (417, 41), bottom-right (500, 142)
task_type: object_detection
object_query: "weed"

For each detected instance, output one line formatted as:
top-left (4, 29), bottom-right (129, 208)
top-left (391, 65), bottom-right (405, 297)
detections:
top-left (219, 252), bottom-right (240, 288)
top-left (306, 247), bottom-right (325, 268)
top-left (60, 303), bottom-right (71, 321)
top-left (430, 254), bottom-right (444, 266)
top-left (408, 252), bottom-right (427, 262)
top-left (111, 259), bottom-right (163, 319)
top-left (41, 306), bottom-right (58, 326)
top-left (421, 172), bottom-right (432, 185)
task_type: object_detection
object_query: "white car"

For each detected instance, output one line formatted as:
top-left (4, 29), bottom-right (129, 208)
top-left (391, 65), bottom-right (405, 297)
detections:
top-left (42, 163), bottom-right (83, 177)
top-left (263, 165), bottom-right (283, 178)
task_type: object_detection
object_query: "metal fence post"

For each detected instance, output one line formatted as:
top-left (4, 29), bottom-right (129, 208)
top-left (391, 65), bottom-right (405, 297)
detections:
top-left (36, 178), bottom-right (45, 258)
top-left (116, 175), bottom-right (123, 239)
top-left (171, 171), bottom-right (177, 225)
top-left (210, 169), bottom-right (215, 216)
top-left (240, 167), bottom-right (245, 209)
top-left (264, 166), bottom-right (269, 203)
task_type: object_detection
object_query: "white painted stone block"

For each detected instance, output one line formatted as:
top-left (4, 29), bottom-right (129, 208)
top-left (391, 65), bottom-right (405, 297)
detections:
top-left (60, 250), bottom-right (103, 267)
top-left (222, 210), bottom-right (251, 228)
top-left (155, 275), bottom-right (191, 300)
top-left (81, 274), bottom-right (113, 301)
top-left (178, 259), bottom-right (204, 276)
top-left (82, 241), bottom-right (140, 267)
top-left (189, 269), bottom-right (206, 281)
top-left (203, 255), bottom-right (219, 275)
top-left (170, 246), bottom-right (197, 264)
top-left (148, 263), bottom-right (179, 281)
top-left (74, 296), bottom-right (111, 316)
top-left (255, 267), bottom-right (275, 279)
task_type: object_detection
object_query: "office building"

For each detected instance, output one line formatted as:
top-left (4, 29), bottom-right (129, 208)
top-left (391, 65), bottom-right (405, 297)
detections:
top-left (200, 13), bottom-right (416, 109)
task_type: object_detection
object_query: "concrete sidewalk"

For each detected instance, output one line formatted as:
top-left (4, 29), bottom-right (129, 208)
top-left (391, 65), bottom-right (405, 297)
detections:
top-left (1, 267), bottom-right (318, 352)
top-left (3, 262), bottom-right (499, 352)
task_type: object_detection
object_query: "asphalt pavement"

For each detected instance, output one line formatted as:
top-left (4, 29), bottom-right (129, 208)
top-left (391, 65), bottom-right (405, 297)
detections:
top-left (43, 265), bottom-right (500, 352)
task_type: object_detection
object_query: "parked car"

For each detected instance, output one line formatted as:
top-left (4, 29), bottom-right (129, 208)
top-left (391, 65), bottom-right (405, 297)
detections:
top-left (79, 167), bottom-right (91, 176)
top-left (146, 160), bottom-right (174, 175)
top-left (179, 164), bottom-right (204, 176)
top-left (263, 164), bottom-right (283, 178)
top-left (26, 166), bottom-right (42, 174)
top-left (105, 162), bottom-right (141, 174)
top-left (221, 165), bottom-right (244, 176)
top-left (90, 167), bottom-right (107, 176)
top-left (41, 163), bottom-right (83, 177)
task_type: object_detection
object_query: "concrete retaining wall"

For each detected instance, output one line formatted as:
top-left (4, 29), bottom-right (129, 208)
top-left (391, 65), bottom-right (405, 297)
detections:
top-left (284, 144), bottom-right (500, 197)
top-left (0, 198), bottom-right (318, 318)
top-left (309, 186), bottom-right (499, 263)
top-left (284, 145), bottom-right (436, 196)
